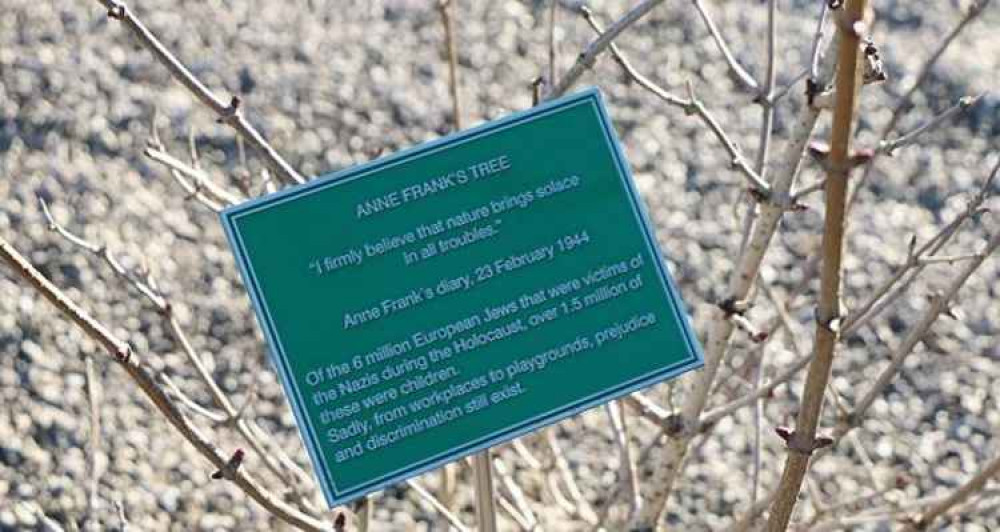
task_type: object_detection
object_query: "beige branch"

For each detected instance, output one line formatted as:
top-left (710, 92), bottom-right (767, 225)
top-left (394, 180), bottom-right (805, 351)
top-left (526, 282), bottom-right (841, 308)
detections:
top-left (95, 0), bottom-right (304, 185)
top-left (580, 9), bottom-right (770, 196)
top-left (844, 220), bottom-right (1000, 431)
top-left (691, 0), bottom-right (759, 93)
top-left (900, 453), bottom-right (1000, 531)
top-left (145, 139), bottom-right (243, 207)
top-left (38, 199), bottom-right (319, 510)
top-left (765, 1), bottom-right (869, 528)
top-left (0, 236), bottom-right (329, 531)
top-left (633, 21), bottom-right (842, 532)
top-left (548, 0), bottom-right (665, 99)
top-left (407, 479), bottom-right (472, 532)
top-left (848, 0), bottom-right (991, 209)
top-left (877, 94), bottom-right (984, 156)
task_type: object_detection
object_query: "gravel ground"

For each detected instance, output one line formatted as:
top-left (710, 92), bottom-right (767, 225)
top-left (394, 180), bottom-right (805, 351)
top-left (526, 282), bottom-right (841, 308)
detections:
top-left (1, 0), bottom-right (999, 530)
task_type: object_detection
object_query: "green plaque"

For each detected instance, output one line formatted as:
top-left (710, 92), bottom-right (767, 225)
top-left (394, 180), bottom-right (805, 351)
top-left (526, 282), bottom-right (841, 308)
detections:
top-left (221, 88), bottom-right (703, 506)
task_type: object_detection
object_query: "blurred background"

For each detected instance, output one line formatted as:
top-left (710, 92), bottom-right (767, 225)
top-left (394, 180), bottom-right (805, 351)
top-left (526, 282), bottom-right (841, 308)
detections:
top-left (1, 0), bottom-right (998, 530)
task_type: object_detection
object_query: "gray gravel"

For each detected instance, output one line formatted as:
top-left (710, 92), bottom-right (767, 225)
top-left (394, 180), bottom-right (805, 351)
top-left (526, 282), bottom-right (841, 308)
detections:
top-left (1, 0), bottom-right (999, 530)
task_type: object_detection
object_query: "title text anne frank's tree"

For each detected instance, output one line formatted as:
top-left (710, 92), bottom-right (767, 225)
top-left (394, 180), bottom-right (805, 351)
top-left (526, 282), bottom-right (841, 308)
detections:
top-left (1, 0), bottom-right (998, 530)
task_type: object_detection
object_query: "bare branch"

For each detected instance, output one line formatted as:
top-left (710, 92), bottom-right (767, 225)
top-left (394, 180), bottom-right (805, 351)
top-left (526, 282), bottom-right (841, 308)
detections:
top-left (878, 94), bottom-right (984, 156)
top-left (0, 236), bottom-right (330, 531)
top-left (605, 401), bottom-right (641, 525)
top-left (691, 0), bottom-right (759, 93)
top-left (754, 0), bottom-right (779, 176)
top-left (406, 479), bottom-right (471, 532)
top-left (148, 120), bottom-right (227, 212)
top-left (848, 0), bottom-right (991, 209)
top-left (543, 428), bottom-right (598, 524)
top-left (39, 199), bottom-right (318, 509)
top-left (437, 0), bottom-right (463, 130)
top-left (900, 452), bottom-right (1000, 532)
top-left (808, 3), bottom-right (831, 83)
top-left (684, 81), bottom-right (772, 196)
top-left (843, 163), bottom-right (997, 335)
top-left (633, 21), bottom-right (842, 532)
top-left (580, 9), bottom-right (770, 197)
top-left (548, 0), bottom-right (665, 98)
top-left (145, 139), bottom-right (243, 206)
top-left (699, 346), bottom-right (812, 428)
top-left (510, 438), bottom-right (542, 470)
top-left (846, 224), bottom-right (1000, 429)
top-left (161, 373), bottom-right (228, 424)
top-left (493, 455), bottom-right (538, 530)
top-left (95, 0), bottom-right (304, 185)
top-left (766, 1), bottom-right (869, 526)
top-left (548, 0), bottom-right (558, 86)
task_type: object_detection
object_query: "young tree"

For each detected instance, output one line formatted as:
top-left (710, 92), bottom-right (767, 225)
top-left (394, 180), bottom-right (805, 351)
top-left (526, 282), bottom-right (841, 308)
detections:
top-left (1, 0), bottom-right (997, 530)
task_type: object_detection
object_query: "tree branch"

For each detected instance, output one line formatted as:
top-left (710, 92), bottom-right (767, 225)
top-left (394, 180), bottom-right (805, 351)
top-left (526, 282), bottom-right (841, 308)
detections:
top-left (38, 198), bottom-right (319, 510)
top-left (95, 0), bottom-right (304, 185)
top-left (765, 0), bottom-right (869, 527)
top-left (877, 94), bottom-right (984, 156)
top-left (847, 0), bottom-right (991, 209)
top-left (547, 0), bottom-right (665, 99)
top-left (580, 8), bottom-right (770, 197)
top-left (0, 235), bottom-right (330, 531)
top-left (900, 452), bottom-right (1000, 531)
top-left (691, 0), bottom-right (759, 93)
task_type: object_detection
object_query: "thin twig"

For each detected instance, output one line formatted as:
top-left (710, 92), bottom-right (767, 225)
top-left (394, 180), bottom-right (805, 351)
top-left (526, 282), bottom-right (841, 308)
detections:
top-left (548, 0), bottom-right (558, 86)
top-left (543, 428), bottom-right (599, 524)
top-left (145, 140), bottom-right (243, 206)
top-left (437, 0), bottom-right (463, 131)
top-left (755, 0), bottom-right (778, 177)
top-left (547, 0), bottom-right (665, 99)
top-left (691, 0), bottom-right (759, 93)
top-left (95, 0), bottom-right (304, 185)
top-left (808, 3), bottom-right (831, 82)
top-left (842, 163), bottom-right (997, 335)
top-left (406, 479), bottom-right (471, 532)
top-left (847, 0), bottom-right (991, 209)
top-left (161, 373), bottom-right (228, 424)
top-left (845, 222), bottom-right (1000, 431)
top-left (900, 452), bottom-right (1000, 532)
top-left (0, 236), bottom-right (329, 531)
top-left (493, 455), bottom-right (538, 530)
top-left (147, 120), bottom-right (227, 212)
top-left (605, 401), bottom-right (641, 525)
top-left (38, 199), bottom-right (319, 510)
top-left (510, 438), bottom-right (543, 470)
top-left (580, 9), bottom-right (770, 197)
top-left (877, 94), bottom-right (984, 156)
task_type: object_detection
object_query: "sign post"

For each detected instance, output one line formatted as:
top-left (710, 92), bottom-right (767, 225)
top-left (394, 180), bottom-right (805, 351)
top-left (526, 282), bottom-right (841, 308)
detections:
top-left (221, 88), bottom-right (704, 508)
top-left (473, 451), bottom-right (497, 531)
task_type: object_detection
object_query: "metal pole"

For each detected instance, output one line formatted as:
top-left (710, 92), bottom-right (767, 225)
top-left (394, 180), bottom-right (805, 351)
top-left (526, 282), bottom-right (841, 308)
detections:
top-left (473, 450), bottom-right (498, 532)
